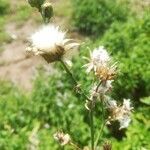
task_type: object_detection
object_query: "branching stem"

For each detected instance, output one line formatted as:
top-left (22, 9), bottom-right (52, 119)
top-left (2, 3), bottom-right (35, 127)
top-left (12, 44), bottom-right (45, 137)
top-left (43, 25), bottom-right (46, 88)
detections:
top-left (60, 60), bottom-right (105, 150)
top-left (60, 60), bottom-right (91, 101)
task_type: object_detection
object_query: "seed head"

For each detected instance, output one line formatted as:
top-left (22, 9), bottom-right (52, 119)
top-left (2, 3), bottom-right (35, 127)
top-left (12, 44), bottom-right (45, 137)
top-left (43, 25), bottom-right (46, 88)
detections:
top-left (103, 141), bottom-right (112, 150)
top-left (26, 25), bottom-right (79, 63)
top-left (106, 99), bottom-right (133, 129)
top-left (83, 46), bottom-right (117, 81)
top-left (53, 131), bottom-right (71, 146)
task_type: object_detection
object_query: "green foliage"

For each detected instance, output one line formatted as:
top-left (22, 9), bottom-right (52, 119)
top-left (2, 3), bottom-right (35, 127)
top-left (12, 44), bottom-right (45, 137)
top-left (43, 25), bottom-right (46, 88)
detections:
top-left (0, 72), bottom-right (149, 149)
top-left (13, 5), bottom-right (33, 24)
top-left (71, 0), bottom-right (129, 35)
top-left (0, 80), bottom-right (29, 149)
top-left (0, 18), bottom-right (11, 45)
top-left (96, 12), bottom-right (150, 101)
top-left (30, 70), bottom-right (90, 146)
top-left (0, 2), bottom-right (33, 45)
top-left (140, 96), bottom-right (150, 105)
top-left (0, 1), bottom-right (11, 45)
top-left (112, 105), bottom-right (150, 149)
top-left (0, 0), bottom-right (10, 15)
top-left (0, 0), bottom-right (149, 149)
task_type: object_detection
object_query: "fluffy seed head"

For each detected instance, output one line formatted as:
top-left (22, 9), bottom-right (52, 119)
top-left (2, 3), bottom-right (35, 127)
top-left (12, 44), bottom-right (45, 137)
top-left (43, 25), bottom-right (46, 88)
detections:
top-left (26, 25), bottom-right (79, 63)
top-left (83, 46), bottom-right (117, 81)
top-left (106, 99), bottom-right (133, 129)
top-left (83, 46), bottom-right (110, 73)
top-left (103, 141), bottom-right (112, 150)
top-left (53, 131), bottom-right (71, 146)
top-left (92, 46), bottom-right (110, 64)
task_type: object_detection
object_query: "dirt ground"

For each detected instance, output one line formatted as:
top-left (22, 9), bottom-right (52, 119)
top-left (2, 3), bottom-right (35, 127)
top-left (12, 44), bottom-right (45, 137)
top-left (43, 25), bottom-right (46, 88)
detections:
top-left (0, 0), bottom-right (83, 90)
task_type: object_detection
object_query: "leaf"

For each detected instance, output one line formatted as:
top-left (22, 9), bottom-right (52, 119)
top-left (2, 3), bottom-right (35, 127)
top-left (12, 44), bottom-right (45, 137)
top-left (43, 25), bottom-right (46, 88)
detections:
top-left (140, 97), bottom-right (150, 105)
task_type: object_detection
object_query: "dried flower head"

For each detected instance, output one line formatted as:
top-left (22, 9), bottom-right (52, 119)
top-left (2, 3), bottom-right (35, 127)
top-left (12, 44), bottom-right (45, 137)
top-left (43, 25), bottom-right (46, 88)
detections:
top-left (26, 25), bottom-right (79, 63)
top-left (84, 46), bottom-right (110, 73)
top-left (107, 99), bottom-right (133, 129)
top-left (89, 80), bottom-right (113, 100)
top-left (84, 46), bottom-right (117, 81)
top-left (103, 141), bottom-right (112, 150)
top-left (89, 84), bottom-right (99, 99)
top-left (53, 131), bottom-right (71, 146)
top-left (95, 62), bottom-right (117, 81)
top-left (98, 80), bottom-right (113, 94)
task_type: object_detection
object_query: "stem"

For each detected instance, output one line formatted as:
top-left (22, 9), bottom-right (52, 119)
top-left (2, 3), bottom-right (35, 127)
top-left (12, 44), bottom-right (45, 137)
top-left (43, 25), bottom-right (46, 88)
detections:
top-left (94, 121), bottom-right (106, 149)
top-left (94, 97), bottom-right (105, 149)
top-left (70, 142), bottom-right (82, 150)
top-left (95, 81), bottom-right (102, 92)
top-left (89, 81), bottom-right (102, 150)
top-left (60, 60), bottom-right (90, 101)
top-left (60, 60), bottom-right (101, 150)
top-left (60, 59), bottom-right (77, 85)
top-left (90, 108), bottom-right (94, 150)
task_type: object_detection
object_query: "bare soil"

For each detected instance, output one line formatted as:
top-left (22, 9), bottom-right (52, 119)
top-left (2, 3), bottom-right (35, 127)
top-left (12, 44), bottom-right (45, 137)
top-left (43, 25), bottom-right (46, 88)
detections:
top-left (0, 0), bottom-right (85, 90)
top-left (0, 0), bottom-right (65, 90)
top-left (0, 19), bottom-right (48, 90)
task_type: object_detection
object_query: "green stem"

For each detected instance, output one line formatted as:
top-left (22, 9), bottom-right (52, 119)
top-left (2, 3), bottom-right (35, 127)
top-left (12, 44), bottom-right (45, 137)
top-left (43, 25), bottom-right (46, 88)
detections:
top-left (60, 60), bottom-right (100, 150)
top-left (89, 81), bottom-right (102, 150)
top-left (95, 81), bottom-right (102, 92)
top-left (94, 97), bottom-right (105, 149)
top-left (70, 142), bottom-right (82, 150)
top-left (60, 59), bottom-right (77, 85)
top-left (90, 107), bottom-right (94, 150)
top-left (60, 60), bottom-right (90, 101)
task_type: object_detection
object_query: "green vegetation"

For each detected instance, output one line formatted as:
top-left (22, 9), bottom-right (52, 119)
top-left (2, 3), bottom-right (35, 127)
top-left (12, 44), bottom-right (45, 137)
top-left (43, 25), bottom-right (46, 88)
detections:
top-left (0, 1), bottom-right (11, 45)
top-left (0, 18), bottom-right (11, 45)
top-left (12, 5), bottom-right (33, 24)
top-left (71, 0), bottom-right (129, 36)
top-left (112, 105), bottom-right (150, 149)
top-left (97, 11), bottom-right (150, 101)
top-left (0, 0), bottom-right (10, 15)
top-left (0, 1), bottom-right (34, 46)
top-left (0, 0), bottom-right (149, 149)
top-left (54, 0), bottom-right (72, 17)
top-left (0, 67), bottom-right (149, 149)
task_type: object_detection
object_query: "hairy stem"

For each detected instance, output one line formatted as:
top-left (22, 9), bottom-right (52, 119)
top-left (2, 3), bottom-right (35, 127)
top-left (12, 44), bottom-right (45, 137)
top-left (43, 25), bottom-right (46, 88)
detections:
top-left (90, 107), bottom-right (94, 150)
top-left (60, 59), bottom-right (90, 101)
top-left (94, 95), bottom-right (105, 149)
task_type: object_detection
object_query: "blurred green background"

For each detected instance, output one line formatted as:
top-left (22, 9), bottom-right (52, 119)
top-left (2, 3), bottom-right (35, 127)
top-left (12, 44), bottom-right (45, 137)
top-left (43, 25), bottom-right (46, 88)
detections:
top-left (0, 0), bottom-right (149, 149)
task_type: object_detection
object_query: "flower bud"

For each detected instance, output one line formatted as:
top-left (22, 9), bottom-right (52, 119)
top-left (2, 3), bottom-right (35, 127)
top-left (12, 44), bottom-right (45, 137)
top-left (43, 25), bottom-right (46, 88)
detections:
top-left (27, 0), bottom-right (45, 9)
top-left (41, 2), bottom-right (53, 23)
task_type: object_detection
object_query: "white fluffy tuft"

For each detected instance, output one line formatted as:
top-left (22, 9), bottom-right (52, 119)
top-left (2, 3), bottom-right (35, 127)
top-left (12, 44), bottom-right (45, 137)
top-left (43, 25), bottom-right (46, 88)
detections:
top-left (30, 25), bottom-right (65, 52)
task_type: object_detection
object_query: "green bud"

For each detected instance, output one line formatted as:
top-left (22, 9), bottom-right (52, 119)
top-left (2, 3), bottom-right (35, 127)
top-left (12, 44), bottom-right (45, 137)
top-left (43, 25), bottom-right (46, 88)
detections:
top-left (27, 0), bottom-right (45, 9)
top-left (41, 2), bottom-right (53, 23)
